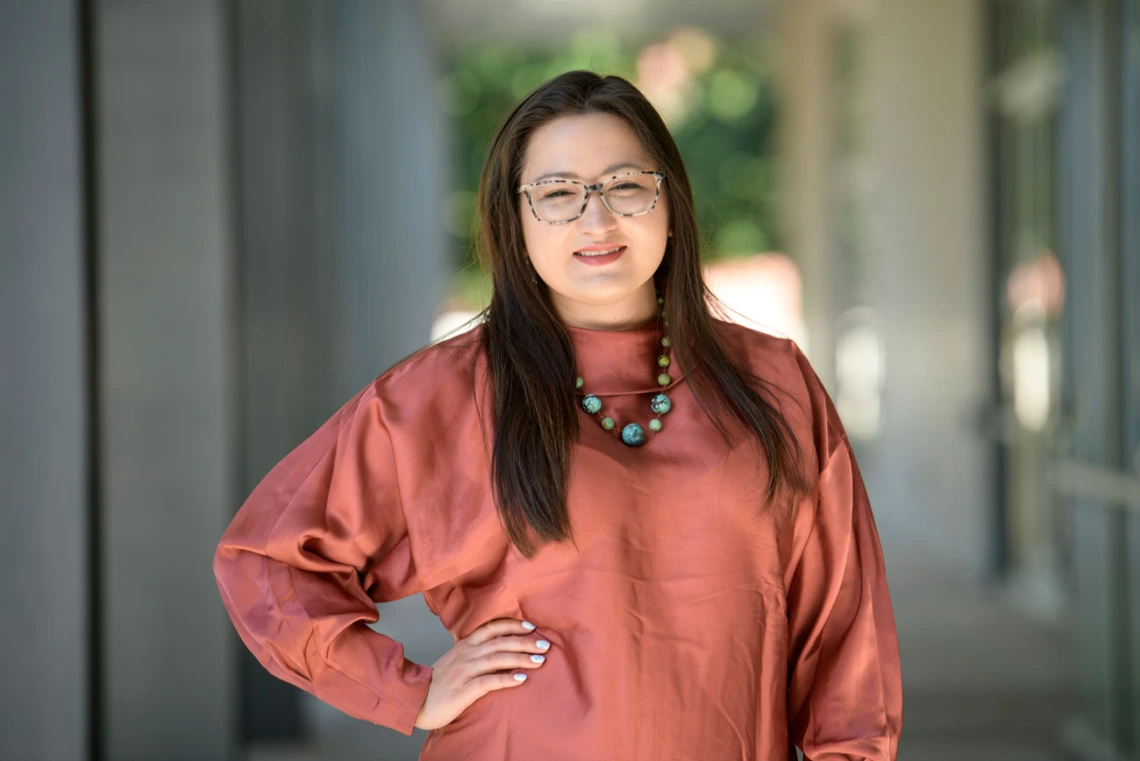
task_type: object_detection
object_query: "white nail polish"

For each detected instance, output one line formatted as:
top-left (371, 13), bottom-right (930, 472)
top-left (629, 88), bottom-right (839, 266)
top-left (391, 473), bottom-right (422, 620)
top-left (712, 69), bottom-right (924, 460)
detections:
top-left (514, 673), bottom-right (528, 681)
top-left (530, 654), bottom-right (545, 663)
top-left (536, 640), bottom-right (550, 649)
top-left (521, 621), bottom-right (536, 631)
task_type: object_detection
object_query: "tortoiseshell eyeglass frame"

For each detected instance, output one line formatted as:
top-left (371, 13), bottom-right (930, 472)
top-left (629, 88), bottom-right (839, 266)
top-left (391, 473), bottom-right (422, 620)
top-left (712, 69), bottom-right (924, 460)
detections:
top-left (516, 170), bottom-right (667, 225)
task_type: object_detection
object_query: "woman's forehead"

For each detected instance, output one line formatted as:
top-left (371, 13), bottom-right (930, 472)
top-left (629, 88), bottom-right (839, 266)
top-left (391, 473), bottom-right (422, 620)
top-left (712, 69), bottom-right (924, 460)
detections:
top-left (523, 114), bottom-right (651, 181)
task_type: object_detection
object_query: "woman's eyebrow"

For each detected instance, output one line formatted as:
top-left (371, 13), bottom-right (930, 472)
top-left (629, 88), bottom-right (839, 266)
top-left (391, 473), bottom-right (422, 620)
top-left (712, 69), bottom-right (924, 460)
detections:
top-left (531, 162), bottom-right (645, 183)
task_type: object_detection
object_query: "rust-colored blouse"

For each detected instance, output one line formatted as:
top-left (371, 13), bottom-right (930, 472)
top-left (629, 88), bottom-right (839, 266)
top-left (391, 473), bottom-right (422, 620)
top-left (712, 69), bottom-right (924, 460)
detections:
top-left (213, 318), bottom-right (903, 760)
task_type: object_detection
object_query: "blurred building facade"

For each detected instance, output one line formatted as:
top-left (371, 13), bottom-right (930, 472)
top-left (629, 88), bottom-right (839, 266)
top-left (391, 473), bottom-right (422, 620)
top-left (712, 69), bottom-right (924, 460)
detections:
top-left (3, 0), bottom-right (1137, 760)
top-left (780, 3), bottom-right (1139, 759)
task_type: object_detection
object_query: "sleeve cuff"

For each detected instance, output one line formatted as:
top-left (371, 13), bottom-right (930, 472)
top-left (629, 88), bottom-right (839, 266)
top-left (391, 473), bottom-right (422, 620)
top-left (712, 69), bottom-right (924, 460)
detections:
top-left (372, 660), bottom-right (433, 736)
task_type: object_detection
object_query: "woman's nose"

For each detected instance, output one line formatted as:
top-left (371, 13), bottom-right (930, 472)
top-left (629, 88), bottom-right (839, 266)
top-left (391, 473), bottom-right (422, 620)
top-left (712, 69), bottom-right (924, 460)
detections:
top-left (577, 191), bottom-right (617, 231)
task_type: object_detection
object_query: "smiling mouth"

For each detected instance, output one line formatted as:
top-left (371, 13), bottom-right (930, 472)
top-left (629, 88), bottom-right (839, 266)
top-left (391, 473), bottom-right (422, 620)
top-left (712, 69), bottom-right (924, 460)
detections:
top-left (574, 246), bottom-right (627, 257)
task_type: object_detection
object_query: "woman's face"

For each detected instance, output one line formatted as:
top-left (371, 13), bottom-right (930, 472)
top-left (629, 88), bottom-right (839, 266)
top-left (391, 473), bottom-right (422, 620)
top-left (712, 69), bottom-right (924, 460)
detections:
top-left (518, 112), bottom-right (670, 329)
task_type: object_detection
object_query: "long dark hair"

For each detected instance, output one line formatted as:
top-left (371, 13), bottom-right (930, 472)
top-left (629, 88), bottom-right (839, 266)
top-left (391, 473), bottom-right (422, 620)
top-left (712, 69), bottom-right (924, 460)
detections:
top-left (470, 70), bottom-right (809, 557)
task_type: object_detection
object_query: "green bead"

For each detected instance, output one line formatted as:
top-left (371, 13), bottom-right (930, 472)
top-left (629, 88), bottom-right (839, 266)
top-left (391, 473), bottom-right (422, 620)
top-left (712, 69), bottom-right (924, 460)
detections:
top-left (657, 355), bottom-right (670, 368)
top-left (601, 417), bottom-right (615, 430)
top-left (657, 295), bottom-right (664, 304)
top-left (661, 336), bottom-right (672, 348)
top-left (648, 418), bottom-right (663, 432)
top-left (660, 310), bottom-right (667, 318)
top-left (575, 376), bottom-right (584, 389)
top-left (582, 394), bottom-right (602, 414)
top-left (657, 372), bottom-right (671, 386)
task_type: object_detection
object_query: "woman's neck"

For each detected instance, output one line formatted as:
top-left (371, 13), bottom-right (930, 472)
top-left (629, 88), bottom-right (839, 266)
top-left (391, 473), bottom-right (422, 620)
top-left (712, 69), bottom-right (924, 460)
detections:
top-left (550, 283), bottom-right (659, 330)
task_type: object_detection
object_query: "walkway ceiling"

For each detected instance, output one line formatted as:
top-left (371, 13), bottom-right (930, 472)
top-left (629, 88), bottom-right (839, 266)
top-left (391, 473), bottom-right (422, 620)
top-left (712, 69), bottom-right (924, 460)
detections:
top-left (423, 0), bottom-right (779, 49)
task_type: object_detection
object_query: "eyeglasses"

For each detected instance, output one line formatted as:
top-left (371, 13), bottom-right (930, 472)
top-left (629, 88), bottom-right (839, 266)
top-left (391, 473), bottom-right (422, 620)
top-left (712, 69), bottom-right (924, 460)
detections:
top-left (517, 170), bottom-right (667, 225)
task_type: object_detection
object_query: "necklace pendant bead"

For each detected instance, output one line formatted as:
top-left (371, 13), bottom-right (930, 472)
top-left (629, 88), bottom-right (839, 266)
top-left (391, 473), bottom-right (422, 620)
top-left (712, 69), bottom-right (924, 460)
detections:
top-left (650, 393), bottom-right (671, 415)
top-left (582, 394), bottom-right (602, 414)
top-left (621, 423), bottom-right (647, 446)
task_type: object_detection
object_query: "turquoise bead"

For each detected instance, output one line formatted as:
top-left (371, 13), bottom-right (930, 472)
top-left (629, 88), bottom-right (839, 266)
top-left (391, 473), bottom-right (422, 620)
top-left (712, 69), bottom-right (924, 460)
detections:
top-left (621, 423), bottom-right (647, 446)
top-left (650, 393), bottom-right (671, 415)
top-left (582, 394), bottom-right (602, 414)
top-left (575, 376), bottom-right (584, 389)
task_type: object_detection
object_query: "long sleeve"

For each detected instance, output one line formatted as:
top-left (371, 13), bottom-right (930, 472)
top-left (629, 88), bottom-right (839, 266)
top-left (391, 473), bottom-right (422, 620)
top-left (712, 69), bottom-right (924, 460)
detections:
top-left (784, 344), bottom-right (903, 760)
top-left (212, 380), bottom-right (433, 736)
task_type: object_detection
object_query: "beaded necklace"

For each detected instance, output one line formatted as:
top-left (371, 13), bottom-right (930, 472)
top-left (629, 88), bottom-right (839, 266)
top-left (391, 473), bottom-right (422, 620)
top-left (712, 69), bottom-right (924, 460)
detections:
top-left (574, 288), bottom-right (674, 447)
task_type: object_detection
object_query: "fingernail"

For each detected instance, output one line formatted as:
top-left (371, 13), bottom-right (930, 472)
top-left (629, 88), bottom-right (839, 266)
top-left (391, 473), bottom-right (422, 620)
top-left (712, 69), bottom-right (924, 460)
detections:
top-left (536, 640), bottom-right (550, 650)
top-left (521, 621), bottom-right (536, 631)
top-left (530, 654), bottom-right (545, 663)
top-left (514, 673), bottom-right (528, 682)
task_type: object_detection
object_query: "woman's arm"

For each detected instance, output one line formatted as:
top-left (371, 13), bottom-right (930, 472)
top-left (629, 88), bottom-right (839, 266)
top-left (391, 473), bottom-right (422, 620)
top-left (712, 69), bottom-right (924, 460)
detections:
top-left (784, 344), bottom-right (904, 760)
top-left (212, 380), bottom-right (433, 735)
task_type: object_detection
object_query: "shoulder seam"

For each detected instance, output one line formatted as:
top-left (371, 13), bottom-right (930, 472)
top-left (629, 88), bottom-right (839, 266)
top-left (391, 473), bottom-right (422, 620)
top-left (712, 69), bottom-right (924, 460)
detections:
top-left (371, 325), bottom-right (484, 390)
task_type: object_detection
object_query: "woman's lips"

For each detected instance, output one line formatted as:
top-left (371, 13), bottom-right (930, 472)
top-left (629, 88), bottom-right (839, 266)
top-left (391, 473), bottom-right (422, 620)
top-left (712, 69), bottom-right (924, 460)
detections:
top-left (573, 245), bottom-right (626, 265)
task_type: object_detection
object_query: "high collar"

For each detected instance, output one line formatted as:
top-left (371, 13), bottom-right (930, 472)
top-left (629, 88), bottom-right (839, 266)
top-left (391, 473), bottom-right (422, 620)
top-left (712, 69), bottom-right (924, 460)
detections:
top-left (564, 322), bottom-right (686, 397)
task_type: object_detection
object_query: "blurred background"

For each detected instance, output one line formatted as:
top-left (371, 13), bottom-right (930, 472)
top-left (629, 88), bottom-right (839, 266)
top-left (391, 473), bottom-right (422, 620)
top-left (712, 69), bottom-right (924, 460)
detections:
top-left (2, 0), bottom-right (1138, 759)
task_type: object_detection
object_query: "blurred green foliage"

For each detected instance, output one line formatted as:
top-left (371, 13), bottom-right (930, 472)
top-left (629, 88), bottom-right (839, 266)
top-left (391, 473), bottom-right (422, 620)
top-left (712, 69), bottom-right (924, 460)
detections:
top-left (436, 28), bottom-right (779, 311)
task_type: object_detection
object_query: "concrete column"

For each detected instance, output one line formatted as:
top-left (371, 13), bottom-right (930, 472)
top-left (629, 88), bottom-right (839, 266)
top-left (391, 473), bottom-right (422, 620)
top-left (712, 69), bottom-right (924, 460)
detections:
top-left (93, 1), bottom-right (236, 758)
top-left (775, 0), bottom-right (836, 378)
top-left (0, 2), bottom-right (90, 759)
top-left (332, 0), bottom-right (451, 398)
top-left (775, 0), bottom-right (991, 571)
top-left (859, 0), bottom-right (991, 570)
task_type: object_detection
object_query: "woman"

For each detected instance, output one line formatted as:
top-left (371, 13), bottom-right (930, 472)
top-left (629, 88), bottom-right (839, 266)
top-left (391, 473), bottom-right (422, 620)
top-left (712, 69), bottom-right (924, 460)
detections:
top-left (213, 70), bottom-right (903, 761)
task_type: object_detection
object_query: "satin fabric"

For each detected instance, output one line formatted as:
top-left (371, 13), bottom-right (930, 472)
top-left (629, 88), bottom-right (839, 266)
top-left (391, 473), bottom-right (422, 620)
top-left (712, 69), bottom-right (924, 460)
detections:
top-left (213, 318), bottom-right (903, 760)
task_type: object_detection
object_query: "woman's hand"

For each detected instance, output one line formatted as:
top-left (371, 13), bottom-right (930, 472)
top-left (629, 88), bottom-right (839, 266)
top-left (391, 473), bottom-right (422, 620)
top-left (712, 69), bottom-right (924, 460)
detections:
top-left (414, 618), bottom-right (551, 731)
